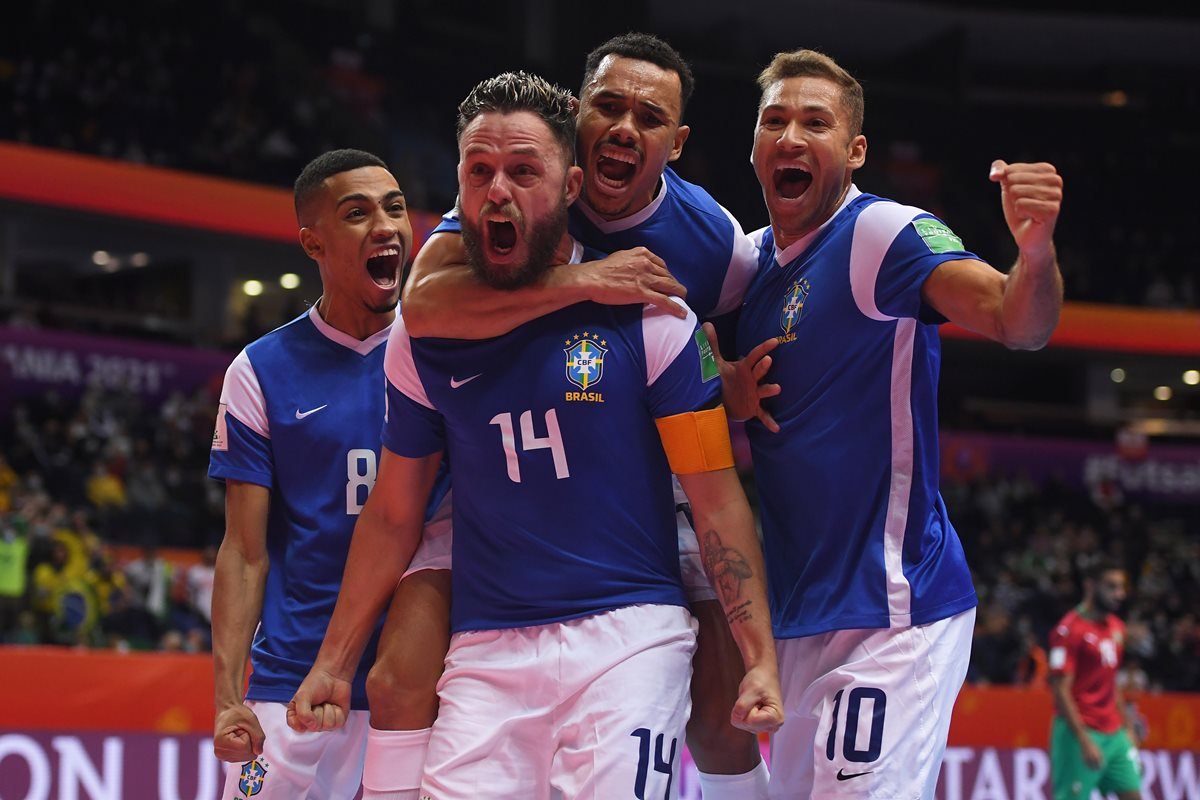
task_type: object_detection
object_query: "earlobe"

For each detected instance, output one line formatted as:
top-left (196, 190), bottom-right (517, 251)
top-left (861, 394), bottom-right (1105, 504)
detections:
top-left (669, 125), bottom-right (692, 162)
top-left (298, 228), bottom-right (322, 260)
top-left (849, 135), bottom-right (868, 170)
top-left (564, 165), bottom-right (584, 205)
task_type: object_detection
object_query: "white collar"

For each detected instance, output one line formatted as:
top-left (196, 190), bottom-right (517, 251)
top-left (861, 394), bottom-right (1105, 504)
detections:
top-left (774, 184), bottom-right (862, 266)
top-left (574, 175), bottom-right (668, 234)
top-left (308, 303), bottom-right (392, 355)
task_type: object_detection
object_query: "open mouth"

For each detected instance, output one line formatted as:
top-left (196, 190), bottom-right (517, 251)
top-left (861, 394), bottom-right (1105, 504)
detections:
top-left (366, 247), bottom-right (401, 288)
top-left (487, 220), bottom-right (517, 256)
top-left (595, 148), bottom-right (638, 189)
top-left (774, 167), bottom-right (812, 200)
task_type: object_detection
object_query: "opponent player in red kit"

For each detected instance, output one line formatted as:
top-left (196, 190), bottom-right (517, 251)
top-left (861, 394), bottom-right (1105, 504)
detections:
top-left (1048, 559), bottom-right (1142, 800)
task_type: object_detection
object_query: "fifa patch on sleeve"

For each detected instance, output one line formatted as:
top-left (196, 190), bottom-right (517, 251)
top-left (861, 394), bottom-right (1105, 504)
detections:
top-left (1048, 646), bottom-right (1066, 670)
top-left (912, 218), bottom-right (964, 254)
top-left (212, 403), bottom-right (229, 451)
top-left (694, 330), bottom-right (719, 383)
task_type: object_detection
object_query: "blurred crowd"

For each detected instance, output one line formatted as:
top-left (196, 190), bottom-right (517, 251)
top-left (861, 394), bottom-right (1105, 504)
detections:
top-left (945, 474), bottom-right (1200, 693)
top-left (1, 385), bottom-right (1197, 696)
top-left (0, 385), bottom-right (221, 651)
top-left (2, 0), bottom-right (1195, 309)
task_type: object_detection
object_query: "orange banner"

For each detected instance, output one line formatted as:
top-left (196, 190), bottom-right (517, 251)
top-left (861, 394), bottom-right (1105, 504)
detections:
top-left (0, 142), bottom-right (442, 247)
top-left (2, 647), bottom-right (1198, 751)
top-left (942, 303), bottom-right (1200, 356)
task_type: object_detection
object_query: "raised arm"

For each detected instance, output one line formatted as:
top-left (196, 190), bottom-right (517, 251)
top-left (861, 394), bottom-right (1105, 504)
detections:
top-left (288, 447), bottom-right (442, 732)
top-left (401, 232), bottom-right (687, 339)
top-left (921, 160), bottom-right (1064, 350)
top-left (211, 479), bottom-right (270, 762)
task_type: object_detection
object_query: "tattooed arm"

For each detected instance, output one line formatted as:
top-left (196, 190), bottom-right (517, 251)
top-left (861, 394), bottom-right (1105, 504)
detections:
top-left (677, 468), bottom-right (783, 733)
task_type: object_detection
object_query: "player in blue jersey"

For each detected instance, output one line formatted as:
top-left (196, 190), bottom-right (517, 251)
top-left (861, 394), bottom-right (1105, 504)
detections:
top-left (208, 149), bottom-right (451, 799)
top-left (715, 49), bottom-right (1064, 798)
top-left (289, 70), bottom-right (782, 800)
top-left (398, 34), bottom-right (771, 800)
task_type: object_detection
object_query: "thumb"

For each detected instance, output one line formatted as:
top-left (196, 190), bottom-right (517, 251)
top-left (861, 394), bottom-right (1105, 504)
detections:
top-left (247, 716), bottom-right (266, 756)
top-left (989, 159), bottom-right (1008, 183)
top-left (701, 322), bottom-right (724, 365)
top-left (287, 692), bottom-right (315, 732)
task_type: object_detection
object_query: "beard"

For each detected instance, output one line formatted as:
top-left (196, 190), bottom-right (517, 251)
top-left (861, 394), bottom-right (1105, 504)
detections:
top-left (460, 198), bottom-right (568, 291)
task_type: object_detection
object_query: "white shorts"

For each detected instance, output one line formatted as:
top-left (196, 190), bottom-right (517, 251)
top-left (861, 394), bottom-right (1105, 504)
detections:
top-left (420, 604), bottom-right (697, 800)
top-left (768, 608), bottom-right (975, 800)
top-left (403, 489), bottom-right (454, 578)
top-left (220, 700), bottom-right (368, 799)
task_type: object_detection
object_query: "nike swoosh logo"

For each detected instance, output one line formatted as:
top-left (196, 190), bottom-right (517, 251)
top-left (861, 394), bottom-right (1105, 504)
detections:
top-left (450, 374), bottom-right (482, 389)
top-left (836, 769), bottom-right (873, 781)
top-left (295, 405), bottom-right (328, 419)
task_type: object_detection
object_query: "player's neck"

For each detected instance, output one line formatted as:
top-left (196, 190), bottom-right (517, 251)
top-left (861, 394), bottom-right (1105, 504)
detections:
top-left (552, 235), bottom-right (578, 266)
top-left (316, 296), bottom-right (395, 340)
top-left (1078, 601), bottom-right (1105, 621)
top-left (587, 176), bottom-right (663, 223)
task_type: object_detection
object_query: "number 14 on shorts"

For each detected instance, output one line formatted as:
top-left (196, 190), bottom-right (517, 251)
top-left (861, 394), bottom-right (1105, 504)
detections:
top-left (631, 727), bottom-right (678, 799)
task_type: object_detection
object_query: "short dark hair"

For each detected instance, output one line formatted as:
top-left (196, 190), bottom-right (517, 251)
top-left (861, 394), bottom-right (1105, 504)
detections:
top-left (757, 49), bottom-right (864, 138)
top-left (581, 32), bottom-right (695, 118)
top-left (457, 71), bottom-right (576, 164)
top-left (1085, 558), bottom-right (1125, 583)
top-left (293, 149), bottom-right (389, 223)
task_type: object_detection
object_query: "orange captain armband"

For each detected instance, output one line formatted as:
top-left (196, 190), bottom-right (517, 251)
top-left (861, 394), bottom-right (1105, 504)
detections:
top-left (654, 406), bottom-right (735, 475)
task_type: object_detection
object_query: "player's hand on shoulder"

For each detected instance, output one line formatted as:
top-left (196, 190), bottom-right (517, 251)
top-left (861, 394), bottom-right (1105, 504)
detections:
top-left (213, 702), bottom-right (266, 762)
top-left (988, 160), bottom-right (1063, 255)
top-left (580, 247), bottom-right (687, 317)
top-left (730, 663), bottom-right (785, 734)
top-left (287, 668), bottom-right (352, 733)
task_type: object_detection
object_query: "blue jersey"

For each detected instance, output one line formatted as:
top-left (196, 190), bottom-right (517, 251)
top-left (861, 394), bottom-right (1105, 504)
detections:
top-left (208, 307), bottom-right (449, 709)
top-left (382, 241), bottom-right (721, 633)
top-left (434, 167), bottom-right (757, 319)
top-left (737, 187), bottom-right (979, 638)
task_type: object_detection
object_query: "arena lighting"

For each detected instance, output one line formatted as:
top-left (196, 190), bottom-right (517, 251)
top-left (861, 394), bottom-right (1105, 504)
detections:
top-left (280, 273), bottom-right (301, 289)
top-left (1101, 90), bottom-right (1128, 108)
top-left (91, 250), bottom-right (110, 266)
top-left (1110, 368), bottom-right (1126, 383)
top-left (1154, 386), bottom-right (1172, 401)
top-left (242, 280), bottom-right (264, 297)
top-left (130, 252), bottom-right (150, 267)
top-left (1184, 370), bottom-right (1200, 386)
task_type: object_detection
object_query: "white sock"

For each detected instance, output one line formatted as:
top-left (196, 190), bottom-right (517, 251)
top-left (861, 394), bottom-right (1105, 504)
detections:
top-left (360, 726), bottom-right (432, 800)
top-left (698, 758), bottom-right (770, 800)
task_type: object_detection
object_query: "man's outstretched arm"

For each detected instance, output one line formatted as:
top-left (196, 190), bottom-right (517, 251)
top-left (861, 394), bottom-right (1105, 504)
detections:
top-left (401, 232), bottom-right (687, 339)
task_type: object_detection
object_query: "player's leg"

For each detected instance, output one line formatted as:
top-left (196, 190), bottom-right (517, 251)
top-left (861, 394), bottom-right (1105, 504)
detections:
top-left (420, 625), bottom-right (554, 800)
top-left (677, 504), bottom-right (769, 799)
top-left (219, 701), bottom-right (368, 799)
top-left (362, 568), bottom-right (451, 800)
top-left (550, 604), bottom-right (697, 800)
top-left (1097, 728), bottom-right (1143, 800)
top-left (769, 608), bottom-right (975, 799)
top-left (1049, 717), bottom-right (1104, 800)
top-left (361, 498), bottom-right (453, 800)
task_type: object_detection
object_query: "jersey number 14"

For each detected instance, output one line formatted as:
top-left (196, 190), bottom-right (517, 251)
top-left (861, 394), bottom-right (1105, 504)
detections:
top-left (489, 409), bottom-right (570, 483)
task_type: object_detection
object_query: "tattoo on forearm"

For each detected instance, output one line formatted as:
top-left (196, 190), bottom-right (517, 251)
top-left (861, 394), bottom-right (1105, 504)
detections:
top-left (700, 528), bottom-right (755, 608)
top-left (726, 600), bottom-right (753, 627)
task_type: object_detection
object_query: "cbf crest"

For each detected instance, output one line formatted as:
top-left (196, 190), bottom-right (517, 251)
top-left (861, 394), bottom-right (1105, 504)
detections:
top-left (779, 279), bottom-right (810, 342)
top-left (237, 759), bottom-right (268, 797)
top-left (564, 331), bottom-right (608, 402)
